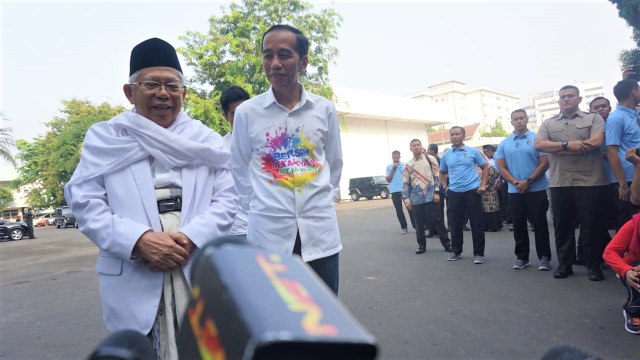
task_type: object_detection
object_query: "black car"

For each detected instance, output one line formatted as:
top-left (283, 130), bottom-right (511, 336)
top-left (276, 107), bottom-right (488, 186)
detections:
top-left (0, 219), bottom-right (29, 240)
top-left (348, 176), bottom-right (390, 201)
top-left (55, 206), bottom-right (78, 229)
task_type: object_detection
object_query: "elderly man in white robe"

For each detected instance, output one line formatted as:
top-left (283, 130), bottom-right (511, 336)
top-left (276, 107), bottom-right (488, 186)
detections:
top-left (64, 38), bottom-right (237, 359)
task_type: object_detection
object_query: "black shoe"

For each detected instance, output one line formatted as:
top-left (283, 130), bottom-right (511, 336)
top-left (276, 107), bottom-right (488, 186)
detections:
top-left (426, 233), bottom-right (435, 238)
top-left (553, 266), bottom-right (574, 279)
top-left (588, 267), bottom-right (604, 281)
top-left (415, 247), bottom-right (426, 254)
top-left (574, 257), bottom-right (583, 265)
top-left (463, 225), bottom-right (470, 231)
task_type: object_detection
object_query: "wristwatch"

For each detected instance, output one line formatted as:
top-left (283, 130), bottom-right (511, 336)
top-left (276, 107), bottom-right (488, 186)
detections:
top-left (561, 140), bottom-right (569, 151)
top-left (619, 183), bottom-right (629, 189)
top-left (526, 178), bottom-right (534, 185)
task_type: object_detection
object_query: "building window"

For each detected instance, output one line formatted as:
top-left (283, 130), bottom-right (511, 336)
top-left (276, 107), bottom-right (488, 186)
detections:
top-left (2, 210), bottom-right (18, 220)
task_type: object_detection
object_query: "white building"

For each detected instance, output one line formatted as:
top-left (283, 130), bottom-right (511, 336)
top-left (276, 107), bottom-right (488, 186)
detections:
top-left (409, 80), bottom-right (520, 132)
top-left (530, 81), bottom-right (606, 125)
top-left (0, 164), bottom-right (29, 221)
top-left (2, 82), bottom-right (519, 203)
top-left (333, 87), bottom-right (448, 199)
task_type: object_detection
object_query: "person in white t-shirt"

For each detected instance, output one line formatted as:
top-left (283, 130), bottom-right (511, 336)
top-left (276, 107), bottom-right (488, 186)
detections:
top-left (231, 25), bottom-right (343, 294)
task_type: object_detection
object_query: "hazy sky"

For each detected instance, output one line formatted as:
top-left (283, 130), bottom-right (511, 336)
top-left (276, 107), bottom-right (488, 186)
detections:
top-left (0, 0), bottom-right (635, 144)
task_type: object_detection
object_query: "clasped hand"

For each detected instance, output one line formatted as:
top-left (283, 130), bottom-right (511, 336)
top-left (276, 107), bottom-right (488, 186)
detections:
top-left (135, 231), bottom-right (196, 272)
top-left (566, 141), bottom-right (591, 153)
top-left (625, 266), bottom-right (640, 291)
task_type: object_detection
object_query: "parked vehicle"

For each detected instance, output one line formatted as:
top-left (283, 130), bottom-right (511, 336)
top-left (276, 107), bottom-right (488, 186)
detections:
top-left (35, 214), bottom-right (55, 227)
top-left (348, 176), bottom-right (390, 201)
top-left (55, 207), bottom-right (78, 229)
top-left (0, 219), bottom-right (29, 240)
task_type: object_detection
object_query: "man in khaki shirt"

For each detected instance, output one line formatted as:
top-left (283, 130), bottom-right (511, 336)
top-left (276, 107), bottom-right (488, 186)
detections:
top-left (535, 85), bottom-right (609, 281)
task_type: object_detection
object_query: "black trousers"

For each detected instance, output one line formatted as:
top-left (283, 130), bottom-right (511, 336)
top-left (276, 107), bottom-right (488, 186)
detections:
top-left (509, 190), bottom-right (551, 261)
top-left (427, 186), bottom-right (446, 234)
top-left (499, 183), bottom-right (510, 223)
top-left (413, 201), bottom-right (450, 250)
top-left (619, 270), bottom-right (640, 316)
top-left (294, 232), bottom-right (339, 294)
top-left (391, 192), bottom-right (415, 230)
top-left (550, 186), bottom-right (609, 270)
top-left (611, 183), bottom-right (640, 231)
top-left (448, 189), bottom-right (485, 256)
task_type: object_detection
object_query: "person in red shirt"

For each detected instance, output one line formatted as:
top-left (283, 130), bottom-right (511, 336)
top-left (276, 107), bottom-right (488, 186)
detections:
top-left (603, 207), bottom-right (640, 335)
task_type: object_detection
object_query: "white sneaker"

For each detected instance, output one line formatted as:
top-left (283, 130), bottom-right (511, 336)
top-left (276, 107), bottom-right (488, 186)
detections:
top-left (473, 256), bottom-right (485, 264)
top-left (538, 256), bottom-right (551, 271)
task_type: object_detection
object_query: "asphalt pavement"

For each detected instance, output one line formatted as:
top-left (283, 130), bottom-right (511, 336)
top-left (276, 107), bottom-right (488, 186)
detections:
top-left (0, 199), bottom-right (638, 359)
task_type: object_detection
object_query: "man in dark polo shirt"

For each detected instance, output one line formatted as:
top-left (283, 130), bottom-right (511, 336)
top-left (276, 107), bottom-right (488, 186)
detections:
top-left (535, 85), bottom-right (609, 281)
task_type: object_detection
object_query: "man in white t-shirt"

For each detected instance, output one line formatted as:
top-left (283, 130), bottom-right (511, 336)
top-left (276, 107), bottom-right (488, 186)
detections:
top-left (230, 25), bottom-right (343, 294)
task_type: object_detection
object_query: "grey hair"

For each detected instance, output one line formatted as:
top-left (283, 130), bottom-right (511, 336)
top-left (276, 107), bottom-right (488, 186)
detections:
top-left (128, 69), bottom-right (186, 84)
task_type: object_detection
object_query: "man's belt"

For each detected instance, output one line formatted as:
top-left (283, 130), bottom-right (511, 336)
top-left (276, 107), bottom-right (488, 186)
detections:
top-left (157, 197), bottom-right (182, 213)
top-left (155, 188), bottom-right (182, 214)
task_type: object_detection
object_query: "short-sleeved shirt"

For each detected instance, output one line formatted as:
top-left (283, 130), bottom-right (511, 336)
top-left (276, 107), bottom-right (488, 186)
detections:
top-left (386, 162), bottom-right (406, 193)
top-left (440, 145), bottom-right (486, 192)
top-left (605, 105), bottom-right (640, 183)
top-left (536, 110), bottom-right (607, 187)
top-left (495, 130), bottom-right (548, 193)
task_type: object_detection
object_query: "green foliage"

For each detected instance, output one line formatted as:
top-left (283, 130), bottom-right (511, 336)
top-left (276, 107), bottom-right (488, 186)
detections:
top-left (610, 0), bottom-right (640, 37)
top-left (480, 120), bottom-right (509, 137)
top-left (426, 125), bottom-right (446, 133)
top-left (0, 113), bottom-right (17, 167)
top-left (619, 40), bottom-right (640, 69)
top-left (610, 1), bottom-right (640, 68)
top-left (0, 187), bottom-right (13, 210)
top-left (179, 0), bottom-right (342, 133)
top-left (15, 99), bottom-right (126, 208)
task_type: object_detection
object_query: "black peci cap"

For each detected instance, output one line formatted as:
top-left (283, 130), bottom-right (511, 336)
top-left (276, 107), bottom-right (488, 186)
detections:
top-left (129, 38), bottom-right (182, 76)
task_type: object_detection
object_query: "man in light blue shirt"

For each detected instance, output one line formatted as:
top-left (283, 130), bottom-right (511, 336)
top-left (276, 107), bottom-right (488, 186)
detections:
top-left (386, 150), bottom-right (415, 234)
top-left (496, 109), bottom-right (551, 271)
top-left (606, 79), bottom-right (640, 230)
top-left (439, 126), bottom-right (488, 264)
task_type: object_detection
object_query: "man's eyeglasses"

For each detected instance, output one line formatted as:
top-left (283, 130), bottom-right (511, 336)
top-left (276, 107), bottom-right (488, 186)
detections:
top-left (131, 81), bottom-right (186, 94)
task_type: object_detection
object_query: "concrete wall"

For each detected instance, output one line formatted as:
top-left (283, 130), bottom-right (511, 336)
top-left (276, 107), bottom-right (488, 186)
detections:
top-left (338, 118), bottom-right (430, 200)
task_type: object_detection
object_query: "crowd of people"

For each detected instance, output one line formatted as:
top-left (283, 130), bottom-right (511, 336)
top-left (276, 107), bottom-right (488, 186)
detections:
top-left (58, 23), bottom-right (640, 359)
top-left (65, 25), bottom-right (344, 358)
top-left (386, 78), bottom-right (640, 336)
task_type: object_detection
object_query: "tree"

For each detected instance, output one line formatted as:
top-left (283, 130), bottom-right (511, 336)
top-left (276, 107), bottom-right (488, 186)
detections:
top-left (610, 1), bottom-right (640, 30)
top-left (609, 0), bottom-right (640, 68)
top-left (179, 0), bottom-right (342, 133)
top-left (15, 99), bottom-right (126, 208)
top-left (0, 187), bottom-right (13, 211)
top-left (0, 113), bottom-right (17, 167)
top-left (480, 120), bottom-right (509, 137)
top-left (426, 125), bottom-right (446, 133)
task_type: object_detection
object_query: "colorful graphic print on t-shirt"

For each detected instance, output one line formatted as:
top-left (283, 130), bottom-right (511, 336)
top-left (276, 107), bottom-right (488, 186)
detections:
top-left (260, 126), bottom-right (322, 190)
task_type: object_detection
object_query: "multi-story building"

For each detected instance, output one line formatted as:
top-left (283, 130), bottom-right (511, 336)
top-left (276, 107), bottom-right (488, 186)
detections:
top-left (409, 80), bottom-right (520, 132)
top-left (0, 166), bottom-right (29, 221)
top-left (530, 81), bottom-right (605, 125)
